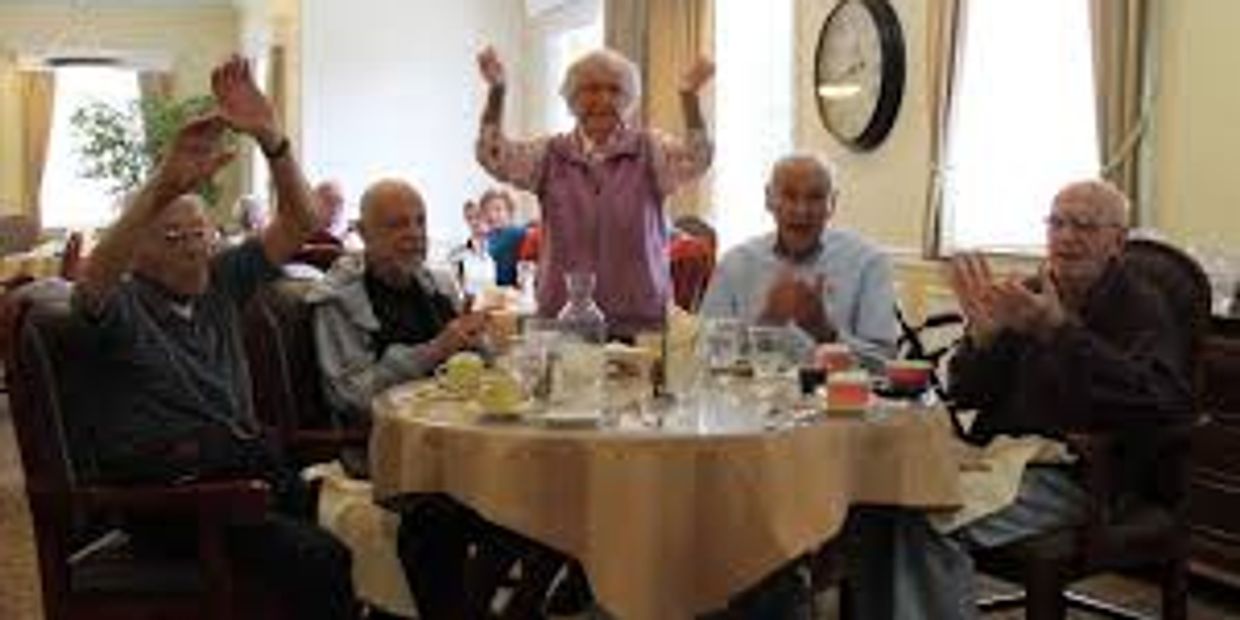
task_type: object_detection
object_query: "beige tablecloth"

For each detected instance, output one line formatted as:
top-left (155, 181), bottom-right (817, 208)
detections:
top-left (369, 384), bottom-right (963, 620)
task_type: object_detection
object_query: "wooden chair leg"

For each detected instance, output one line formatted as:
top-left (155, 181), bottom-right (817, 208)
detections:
top-left (1025, 565), bottom-right (1066, 620)
top-left (1162, 559), bottom-right (1188, 620)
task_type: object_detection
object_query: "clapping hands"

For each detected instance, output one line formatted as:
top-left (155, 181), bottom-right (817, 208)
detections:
top-left (946, 254), bottom-right (1066, 345)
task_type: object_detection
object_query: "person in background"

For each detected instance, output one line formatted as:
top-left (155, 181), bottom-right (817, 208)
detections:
top-left (72, 55), bottom-right (356, 620)
top-left (700, 153), bottom-right (898, 370)
top-left (478, 187), bottom-right (524, 286)
top-left (308, 180), bottom-right (347, 247)
top-left (475, 46), bottom-right (714, 338)
top-left (233, 193), bottom-right (267, 237)
top-left (447, 199), bottom-right (497, 300)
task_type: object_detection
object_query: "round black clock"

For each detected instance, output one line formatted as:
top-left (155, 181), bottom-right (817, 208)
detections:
top-left (814, 0), bottom-right (906, 151)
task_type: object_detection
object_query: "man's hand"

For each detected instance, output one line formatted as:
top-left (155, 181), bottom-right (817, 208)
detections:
top-left (946, 253), bottom-right (1000, 345)
top-left (989, 269), bottom-right (1067, 338)
top-left (433, 312), bottom-right (490, 358)
top-left (210, 55), bottom-right (281, 150)
top-left (477, 46), bottom-right (506, 87)
top-left (680, 57), bottom-right (716, 94)
top-left (151, 114), bottom-right (234, 200)
top-left (760, 270), bottom-right (837, 342)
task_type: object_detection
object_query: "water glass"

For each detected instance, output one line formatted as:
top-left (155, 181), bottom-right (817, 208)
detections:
top-left (700, 318), bottom-right (745, 371)
top-left (747, 325), bottom-right (792, 380)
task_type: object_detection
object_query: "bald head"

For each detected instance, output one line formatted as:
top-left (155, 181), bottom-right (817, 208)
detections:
top-left (359, 179), bottom-right (427, 285)
top-left (1046, 179), bottom-right (1130, 295)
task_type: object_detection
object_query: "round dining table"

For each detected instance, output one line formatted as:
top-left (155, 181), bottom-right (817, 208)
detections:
top-left (367, 377), bottom-right (963, 620)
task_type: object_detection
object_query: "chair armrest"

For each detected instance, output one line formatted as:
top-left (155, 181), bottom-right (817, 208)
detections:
top-left (76, 479), bottom-right (271, 524)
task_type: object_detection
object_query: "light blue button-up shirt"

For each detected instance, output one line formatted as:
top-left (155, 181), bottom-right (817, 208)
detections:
top-left (700, 229), bottom-right (898, 370)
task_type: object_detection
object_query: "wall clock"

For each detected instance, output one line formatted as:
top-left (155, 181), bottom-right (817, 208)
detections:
top-left (814, 0), bottom-right (906, 151)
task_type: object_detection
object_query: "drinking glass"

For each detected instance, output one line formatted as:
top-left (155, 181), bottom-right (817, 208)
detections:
top-left (700, 318), bottom-right (745, 372)
top-left (747, 325), bottom-right (792, 380)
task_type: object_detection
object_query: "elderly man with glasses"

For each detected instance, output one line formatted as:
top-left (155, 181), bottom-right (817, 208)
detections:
top-left (853, 180), bottom-right (1193, 620)
top-left (72, 56), bottom-right (356, 619)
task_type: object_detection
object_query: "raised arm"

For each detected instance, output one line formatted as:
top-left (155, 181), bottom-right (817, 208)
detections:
top-left (211, 55), bottom-right (317, 265)
top-left (474, 46), bottom-right (548, 191)
top-left (77, 115), bottom-right (234, 313)
top-left (650, 57), bottom-right (715, 196)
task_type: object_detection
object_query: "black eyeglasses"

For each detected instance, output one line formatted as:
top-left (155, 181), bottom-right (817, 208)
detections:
top-left (162, 227), bottom-right (218, 246)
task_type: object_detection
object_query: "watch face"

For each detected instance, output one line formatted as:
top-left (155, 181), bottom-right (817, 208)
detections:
top-left (818, 1), bottom-right (882, 142)
top-left (815, 0), bottom-right (905, 151)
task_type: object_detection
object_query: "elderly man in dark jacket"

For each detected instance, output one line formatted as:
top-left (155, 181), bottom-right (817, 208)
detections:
top-left (855, 179), bottom-right (1192, 620)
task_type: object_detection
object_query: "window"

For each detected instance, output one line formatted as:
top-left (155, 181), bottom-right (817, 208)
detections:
top-left (713, 0), bottom-right (794, 250)
top-left (39, 65), bottom-right (143, 231)
top-left (544, 7), bottom-right (604, 132)
top-left (940, 0), bottom-right (1099, 253)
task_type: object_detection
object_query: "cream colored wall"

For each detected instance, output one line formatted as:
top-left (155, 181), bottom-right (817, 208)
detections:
top-left (793, 0), bottom-right (931, 255)
top-left (0, 4), bottom-right (241, 217)
top-left (1150, 0), bottom-right (1240, 250)
top-left (792, 0), bottom-right (1240, 306)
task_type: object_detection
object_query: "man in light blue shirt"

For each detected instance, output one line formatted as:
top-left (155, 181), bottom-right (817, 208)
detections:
top-left (700, 153), bottom-right (897, 370)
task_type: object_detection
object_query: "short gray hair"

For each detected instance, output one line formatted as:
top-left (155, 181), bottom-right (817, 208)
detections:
top-left (769, 152), bottom-right (840, 195)
top-left (559, 48), bottom-right (642, 120)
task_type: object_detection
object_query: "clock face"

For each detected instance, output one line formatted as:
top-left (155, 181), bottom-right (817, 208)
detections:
top-left (814, 0), bottom-right (905, 151)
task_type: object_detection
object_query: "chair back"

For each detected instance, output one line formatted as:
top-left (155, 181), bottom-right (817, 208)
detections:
top-left (0, 215), bottom-right (39, 255)
top-left (1122, 238), bottom-right (1212, 371)
top-left (4, 292), bottom-right (91, 618)
top-left (669, 234), bottom-right (715, 312)
top-left (243, 280), bottom-right (335, 447)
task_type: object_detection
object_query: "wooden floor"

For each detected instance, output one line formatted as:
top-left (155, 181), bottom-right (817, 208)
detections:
top-left (4, 404), bottom-right (1240, 620)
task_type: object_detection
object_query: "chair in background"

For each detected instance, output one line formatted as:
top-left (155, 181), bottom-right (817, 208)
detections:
top-left (243, 279), bottom-right (367, 469)
top-left (670, 215), bottom-right (718, 312)
top-left (973, 238), bottom-right (1210, 620)
top-left (0, 215), bottom-right (39, 256)
top-left (5, 296), bottom-right (277, 620)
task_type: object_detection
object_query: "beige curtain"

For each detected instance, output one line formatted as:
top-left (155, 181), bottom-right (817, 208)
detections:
top-left (922, 0), bottom-right (966, 257)
top-left (1089, 0), bottom-right (1151, 222)
top-left (606, 0), bottom-right (713, 217)
top-left (268, 45), bottom-right (289, 129)
top-left (138, 70), bottom-right (173, 102)
top-left (20, 71), bottom-right (56, 227)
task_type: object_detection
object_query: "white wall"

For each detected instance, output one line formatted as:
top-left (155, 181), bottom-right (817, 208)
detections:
top-left (300, 0), bottom-right (525, 251)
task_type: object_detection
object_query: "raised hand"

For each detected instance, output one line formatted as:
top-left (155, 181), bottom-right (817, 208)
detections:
top-left (680, 57), bottom-right (716, 94)
top-left (477, 46), bottom-right (506, 87)
top-left (989, 269), bottom-right (1066, 338)
top-left (153, 114), bottom-right (234, 198)
top-left (762, 270), bottom-right (836, 341)
top-left (210, 55), bottom-right (280, 148)
top-left (946, 253), bottom-right (999, 343)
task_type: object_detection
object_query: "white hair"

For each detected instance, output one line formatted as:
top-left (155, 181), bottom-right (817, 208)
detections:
top-left (769, 152), bottom-right (840, 195)
top-left (1053, 179), bottom-right (1131, 226)
top-left (559, 48), bottom-right (642, 120)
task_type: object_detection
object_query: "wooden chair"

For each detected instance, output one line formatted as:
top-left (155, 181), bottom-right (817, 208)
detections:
top-left (973, 238), bottom-right (1210, 620)
top-left (243, 280), bottom-right (367, 469)
top-left (669, 216), bottom-right (718, 312)
top-left (5, 296), bottom-right (276, 620)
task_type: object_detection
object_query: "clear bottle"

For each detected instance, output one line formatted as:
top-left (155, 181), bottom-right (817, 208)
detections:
top-left (556, 271), bottom-right (607, 343)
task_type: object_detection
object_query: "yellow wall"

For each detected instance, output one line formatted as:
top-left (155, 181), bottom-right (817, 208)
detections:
top-left (794, 0), bottom-right (931, 255)
top-left (793, 0), bottom-right (1240, 307)
top-left (1151, 0), bottom-right (1240, 250)
top-left (0, 5), bottom-right (241, 217)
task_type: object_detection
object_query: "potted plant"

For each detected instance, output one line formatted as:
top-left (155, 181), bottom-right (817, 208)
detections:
top-left (70, 94), bottom-right (222, 206)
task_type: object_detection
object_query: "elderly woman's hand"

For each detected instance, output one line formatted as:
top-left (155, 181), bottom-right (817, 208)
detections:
top-left (152, 114), bottom-right (235, 199)
top-left (477, 46), bottom-right (506, 87)
top-left (680, 57), bottom-right (716, 94)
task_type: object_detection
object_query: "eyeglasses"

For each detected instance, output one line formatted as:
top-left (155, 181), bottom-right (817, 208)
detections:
top-left (1044, 215), bottom-right (1122, 234)
top-left (162, 227), bottom-right (218, 246)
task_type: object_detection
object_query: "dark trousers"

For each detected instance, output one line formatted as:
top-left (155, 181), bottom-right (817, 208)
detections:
top-left (394, 493), bottom-right (582, 619)
top-left (129, 465), bottom-right (357, 620)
